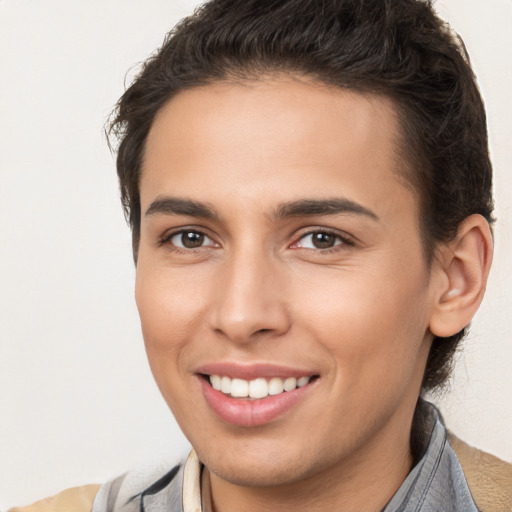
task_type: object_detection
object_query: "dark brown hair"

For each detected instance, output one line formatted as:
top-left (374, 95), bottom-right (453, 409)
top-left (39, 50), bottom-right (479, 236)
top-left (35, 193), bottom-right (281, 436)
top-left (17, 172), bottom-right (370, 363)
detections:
top-left (108, 0), bottom-right (494, 392)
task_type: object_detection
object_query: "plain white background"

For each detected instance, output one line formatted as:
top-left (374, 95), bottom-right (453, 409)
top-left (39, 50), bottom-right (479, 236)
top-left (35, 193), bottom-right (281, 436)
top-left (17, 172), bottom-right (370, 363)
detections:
top-left (0, 0), bottom-right (510, 509)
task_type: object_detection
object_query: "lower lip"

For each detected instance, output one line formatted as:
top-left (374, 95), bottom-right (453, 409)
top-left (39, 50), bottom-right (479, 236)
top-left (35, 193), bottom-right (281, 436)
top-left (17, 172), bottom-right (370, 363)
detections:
top-left (199, 377), bottom-right (315, 427)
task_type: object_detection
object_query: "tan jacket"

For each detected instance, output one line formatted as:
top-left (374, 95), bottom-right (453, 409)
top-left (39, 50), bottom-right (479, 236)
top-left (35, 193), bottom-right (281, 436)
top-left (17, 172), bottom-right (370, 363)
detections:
top-left (9, 437), bottom-right (512, 512)
top-left (8, 484), bottom-right (100, 512)
top-left (448, 433), bottom-right (512, 511)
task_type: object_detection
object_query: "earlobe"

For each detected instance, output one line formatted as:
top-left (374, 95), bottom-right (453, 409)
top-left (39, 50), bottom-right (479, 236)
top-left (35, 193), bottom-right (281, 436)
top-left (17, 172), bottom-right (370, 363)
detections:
top-left (429, 214), bottom-right (493, 338)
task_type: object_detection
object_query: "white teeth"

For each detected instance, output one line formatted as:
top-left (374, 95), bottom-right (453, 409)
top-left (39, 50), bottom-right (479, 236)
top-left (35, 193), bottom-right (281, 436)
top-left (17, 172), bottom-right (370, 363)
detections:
top-left (268, 377), bottom-right (284, 395)
top-left (283, 377), bottom-right (297, 391)
top-left (210, 375), bottom-right (222, 391)
top-left (230, 378), bottom-right (249, 398)
top-left (221, 376), bottom-right (231, 394)
top-left (208, 375), bottom-right (312, 399)
top-left (297, 376), bottom-right (310, 387)
top-left (249, 378), bottom-right (268, 399)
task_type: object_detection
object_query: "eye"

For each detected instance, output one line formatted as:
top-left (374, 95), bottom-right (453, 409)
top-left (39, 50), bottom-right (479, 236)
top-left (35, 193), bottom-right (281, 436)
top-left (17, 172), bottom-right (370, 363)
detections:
top-left (295, 231), bottom-right (349, 250)
top-left (168, 230), bottom-right (217, 249)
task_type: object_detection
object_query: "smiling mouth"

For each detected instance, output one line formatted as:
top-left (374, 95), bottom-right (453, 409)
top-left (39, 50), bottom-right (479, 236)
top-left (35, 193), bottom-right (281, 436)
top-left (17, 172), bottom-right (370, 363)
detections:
top-left (205, 374), bottom-right (318, 399)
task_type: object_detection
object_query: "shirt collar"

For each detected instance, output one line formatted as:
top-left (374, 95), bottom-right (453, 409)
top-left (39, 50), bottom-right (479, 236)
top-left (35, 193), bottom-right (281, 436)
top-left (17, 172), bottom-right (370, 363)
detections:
top-left (383, 400), bottom-right (478, 511)
top-left (182, 450), bottom-right (202, 512)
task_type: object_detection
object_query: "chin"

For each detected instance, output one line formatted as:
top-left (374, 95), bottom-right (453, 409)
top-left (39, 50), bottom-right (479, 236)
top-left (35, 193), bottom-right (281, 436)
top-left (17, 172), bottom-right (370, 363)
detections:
top-left (194, 433), bottom-right (343, 489)
top-left (205, 455), bottom-right (316, 489)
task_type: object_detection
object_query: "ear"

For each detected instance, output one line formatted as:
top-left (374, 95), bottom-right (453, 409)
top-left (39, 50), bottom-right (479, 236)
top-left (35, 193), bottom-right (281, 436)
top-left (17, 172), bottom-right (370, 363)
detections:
top-left (429, 214), bottom-right (493, 338)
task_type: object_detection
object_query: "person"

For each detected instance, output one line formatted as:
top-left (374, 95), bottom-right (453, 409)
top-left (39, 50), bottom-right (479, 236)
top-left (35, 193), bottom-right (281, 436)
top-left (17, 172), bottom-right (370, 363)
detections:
top-left (10, 0), bottom-right (511, 510)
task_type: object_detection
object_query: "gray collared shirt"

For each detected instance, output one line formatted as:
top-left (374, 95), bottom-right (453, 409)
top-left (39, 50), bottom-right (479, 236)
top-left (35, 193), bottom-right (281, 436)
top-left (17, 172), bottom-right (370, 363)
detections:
top-left (383, 402), bottom-right (478, 511)
top-left (93, 401), bottom-right (479, 512)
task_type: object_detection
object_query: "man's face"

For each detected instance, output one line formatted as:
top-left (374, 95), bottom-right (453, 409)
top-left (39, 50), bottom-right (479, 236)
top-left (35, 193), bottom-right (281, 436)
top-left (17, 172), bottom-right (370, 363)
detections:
top-left (136, 79), bottom-right (439, 488)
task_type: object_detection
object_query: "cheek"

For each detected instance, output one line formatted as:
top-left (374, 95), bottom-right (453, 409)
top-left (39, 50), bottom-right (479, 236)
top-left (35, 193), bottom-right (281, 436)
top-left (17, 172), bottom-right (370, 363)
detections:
top-left (135, 266), bottom-right (208, 361)
top-left (134, 268), bottom-right (207, 424)
top-left (293, 267), bottom-right (432, 379)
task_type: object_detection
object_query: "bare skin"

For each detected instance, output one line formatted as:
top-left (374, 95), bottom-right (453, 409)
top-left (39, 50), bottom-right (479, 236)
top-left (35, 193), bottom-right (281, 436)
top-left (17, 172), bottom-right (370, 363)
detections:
top-left (135, 78), bottom-right (490, 511)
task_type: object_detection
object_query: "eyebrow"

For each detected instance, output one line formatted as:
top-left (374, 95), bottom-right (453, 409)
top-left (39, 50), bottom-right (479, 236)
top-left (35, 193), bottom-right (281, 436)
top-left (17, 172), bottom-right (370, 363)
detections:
top-left (145, 197), bottom-right (217, 218)
top-left (274, 198), bottom-right (379, 221)
top-left (144, 196), bottom-right (379, 222)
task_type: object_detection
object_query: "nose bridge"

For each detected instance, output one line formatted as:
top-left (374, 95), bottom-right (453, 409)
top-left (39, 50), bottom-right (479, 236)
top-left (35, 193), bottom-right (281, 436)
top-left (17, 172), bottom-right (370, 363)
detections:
top-left (210, 242), bottom-right (289, 343)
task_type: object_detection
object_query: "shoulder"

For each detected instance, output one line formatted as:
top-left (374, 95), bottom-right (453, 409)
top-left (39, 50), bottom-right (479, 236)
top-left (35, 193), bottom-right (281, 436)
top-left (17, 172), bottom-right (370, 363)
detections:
top-left (92, 462), bottom-right (184, 512)
top-left (8, 454), bottom-right (189, 512)
top-left (448, 432), bottom-right (512, 511)
top-left (8, 484), bottom-right (101, 512)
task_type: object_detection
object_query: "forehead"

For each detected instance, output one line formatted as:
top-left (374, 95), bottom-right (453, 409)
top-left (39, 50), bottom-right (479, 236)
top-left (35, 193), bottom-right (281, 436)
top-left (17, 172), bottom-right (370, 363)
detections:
top-left (141, 78), bottom-right (415, 221)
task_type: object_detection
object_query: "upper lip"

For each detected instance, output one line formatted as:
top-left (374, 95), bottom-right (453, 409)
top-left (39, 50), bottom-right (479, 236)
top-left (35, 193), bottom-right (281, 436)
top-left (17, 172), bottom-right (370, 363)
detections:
top-left (195, 362), bottom-right (317, 381)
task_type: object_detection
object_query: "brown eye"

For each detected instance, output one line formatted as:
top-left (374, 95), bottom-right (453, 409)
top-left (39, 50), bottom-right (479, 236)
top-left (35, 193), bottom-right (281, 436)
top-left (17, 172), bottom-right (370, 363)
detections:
top-left (170, 230), bottom-right (213, 249)
top-left (311, 233), bottom-right (337, 248)
top-left (296, 231), bottom-right (346, 250)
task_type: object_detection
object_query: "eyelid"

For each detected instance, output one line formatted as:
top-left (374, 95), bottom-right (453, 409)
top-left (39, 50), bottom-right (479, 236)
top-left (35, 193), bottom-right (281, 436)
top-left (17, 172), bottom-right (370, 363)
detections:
top-left (158, 226), bottom-right (219, 249)
top-left (290, 227), bottom-right (356, 249)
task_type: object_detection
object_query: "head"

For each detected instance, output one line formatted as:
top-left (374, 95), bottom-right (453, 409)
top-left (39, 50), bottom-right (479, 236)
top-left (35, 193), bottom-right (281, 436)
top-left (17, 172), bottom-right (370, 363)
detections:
top-left (109, 0), bottom-right (493, 395)
top-left (108, 0), bottom-right (493, 494)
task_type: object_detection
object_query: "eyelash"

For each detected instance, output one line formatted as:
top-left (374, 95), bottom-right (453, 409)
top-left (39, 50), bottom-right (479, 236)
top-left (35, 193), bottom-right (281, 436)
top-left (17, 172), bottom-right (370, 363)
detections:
top-left (158, 228), bottom-right (218, 252)
top-left (159, 227), bottom-right (355, 255)
top-left (291, 228), bottom-right (355, 253)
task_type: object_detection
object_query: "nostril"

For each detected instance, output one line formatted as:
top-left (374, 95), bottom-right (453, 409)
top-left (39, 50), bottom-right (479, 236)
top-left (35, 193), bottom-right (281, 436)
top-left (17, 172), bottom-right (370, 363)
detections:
top-left (256, 328), bottom-right (272, 334)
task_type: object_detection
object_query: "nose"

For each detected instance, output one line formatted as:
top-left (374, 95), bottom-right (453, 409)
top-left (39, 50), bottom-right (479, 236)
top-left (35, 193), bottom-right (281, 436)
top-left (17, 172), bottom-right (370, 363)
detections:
top-left (208, 248), bottom-right (291, 344)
